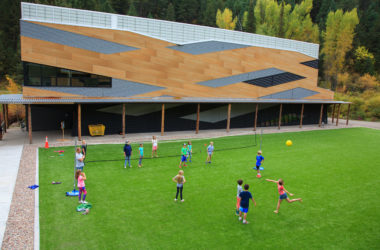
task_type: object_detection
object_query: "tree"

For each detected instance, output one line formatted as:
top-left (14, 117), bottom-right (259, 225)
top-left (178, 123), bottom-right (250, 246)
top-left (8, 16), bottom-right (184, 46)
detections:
top-left (316, 0), bottom-right (336, 30)
top-left (353, 46), bottom-right (375, 75)
top-left (355, 0), bottom-right (380, 73)
top-left (278, 0), bottom-right (285, 37)
top-left (321, 8), bottom-right (359, 90)
top-left (216, 8), bottom-right (238, 30)
top-left (110, 0), bottom-right (129, 14)
top-left (245, 0), bottom-right (256, 33)
top-left (285, 0), bottom-right (319, 42)
top-left (165, 2), bottom-right (175, 21)
top-left (202, 0), bottom-right (217, 27)
top-left (176, 0), bottom-right (200, 23)
top-left (128, 0), bottom-right (138, 16)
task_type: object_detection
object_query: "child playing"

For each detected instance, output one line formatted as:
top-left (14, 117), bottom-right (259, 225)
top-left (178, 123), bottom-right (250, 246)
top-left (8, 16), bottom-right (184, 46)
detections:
top-left (206, 141), bottom-right (214, 164)
top-left (138, 143), bottom-right (144, 168)
top-left (75, 170), bottom-right (88, 204)
top-left (172, 170), bottom-right (186, 202)
top-left (266, 178), bottom-right (302, 214)
top-left (75, 147), bottom-right (85, 171)
top-left (152, 136), bottom-right (158, 158)
top-left (179, 143), bottom-right (188, 168)
top-left (236, 179), bottom-right (243, 215)
top-left (123, 141), bottom-right (132, 168)
top-left (187, 141), bottom-right (193, 162)
top-left (254, 150), bottom-right (264, 178)
top-left (238, 184), bottom-right (256, 224)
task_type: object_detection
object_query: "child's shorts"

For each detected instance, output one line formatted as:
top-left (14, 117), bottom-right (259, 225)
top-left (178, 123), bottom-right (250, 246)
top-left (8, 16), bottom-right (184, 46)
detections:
top-left (255, 165), bottom-right (260, 170)
top-left (239, 207), bottom-right (249, 213)
top-left (181, 155), bottom-right (187, 162)
top-left (153, 145), bottom-right (157, 150)
top-left (280, 193), bottom-right (288, 200)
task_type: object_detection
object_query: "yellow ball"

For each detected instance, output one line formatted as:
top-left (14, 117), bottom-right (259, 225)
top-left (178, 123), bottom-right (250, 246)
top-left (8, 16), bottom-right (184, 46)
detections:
top-left (286, 140), bottom-right (292, 146)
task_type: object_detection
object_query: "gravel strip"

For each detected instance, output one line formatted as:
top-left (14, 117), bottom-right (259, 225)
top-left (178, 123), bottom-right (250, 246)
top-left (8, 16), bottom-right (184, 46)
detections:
top-left (1, 145), bottom-right (37, 250)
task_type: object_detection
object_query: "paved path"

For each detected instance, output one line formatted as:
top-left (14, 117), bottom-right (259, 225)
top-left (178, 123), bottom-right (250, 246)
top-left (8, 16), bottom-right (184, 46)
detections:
top-left (0, 118), bottom-right (379, 249)
top-left (0, 127), bottom-right (27, 248)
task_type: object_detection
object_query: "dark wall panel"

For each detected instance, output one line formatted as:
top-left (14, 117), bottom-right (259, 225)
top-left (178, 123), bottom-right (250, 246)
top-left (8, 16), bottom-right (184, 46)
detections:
top-left (29, 103), bottom-right (329, 135)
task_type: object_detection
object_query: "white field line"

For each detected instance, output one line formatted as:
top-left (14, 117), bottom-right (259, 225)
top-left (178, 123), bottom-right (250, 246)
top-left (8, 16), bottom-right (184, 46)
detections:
top-left (34, 148), bottom-right (40, 250)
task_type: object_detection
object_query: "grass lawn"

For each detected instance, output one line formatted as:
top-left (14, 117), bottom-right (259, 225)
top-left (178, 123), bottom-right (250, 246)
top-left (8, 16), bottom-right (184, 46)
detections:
top-left (39, 128), bottom-right (380, 249)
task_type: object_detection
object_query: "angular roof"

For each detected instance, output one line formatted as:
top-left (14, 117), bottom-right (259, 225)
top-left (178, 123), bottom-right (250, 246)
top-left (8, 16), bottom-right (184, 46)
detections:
top-left (21, 2), bottom-right (319, 58)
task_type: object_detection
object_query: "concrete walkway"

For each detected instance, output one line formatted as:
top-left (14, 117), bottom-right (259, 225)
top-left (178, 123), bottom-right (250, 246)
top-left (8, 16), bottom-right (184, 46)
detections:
top-left (0, 118), bottom-right (379, 249)
top-left (0, 127), bottom-right (27, 248)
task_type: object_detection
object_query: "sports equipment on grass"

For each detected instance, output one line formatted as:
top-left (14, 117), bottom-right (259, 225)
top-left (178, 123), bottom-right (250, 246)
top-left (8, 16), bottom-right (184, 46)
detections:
top-left (286, 140), bottom-right (292, 146)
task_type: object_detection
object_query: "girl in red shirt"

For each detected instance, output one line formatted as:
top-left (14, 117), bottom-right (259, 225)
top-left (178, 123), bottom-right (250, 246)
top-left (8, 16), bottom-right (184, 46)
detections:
top-left (266, 178), bottom-right (302, 213)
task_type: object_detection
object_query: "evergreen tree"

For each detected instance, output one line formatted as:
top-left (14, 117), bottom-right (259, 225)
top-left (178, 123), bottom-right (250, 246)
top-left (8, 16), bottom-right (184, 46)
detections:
top-left (110, 0), bottom-right (129, 14)
top-left (128, 0), bottom-right (138, 16)
top-left (316, 0), bottom-right (336, 30)
top-left (176, 0), bottom-right (200, 23)
top-left (245, 0), bottom-right (256, 33)
top-left (202, 0), bottom-right (217, 27)
top-left (165, 2), bottom-right (176, 21)
top-left (355, 0), bottom-right (380, 73)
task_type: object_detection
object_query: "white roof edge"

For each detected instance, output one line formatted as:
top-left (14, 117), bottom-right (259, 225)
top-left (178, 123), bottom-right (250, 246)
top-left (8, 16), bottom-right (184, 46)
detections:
top-left (21, 2), bottom-right (319, 58)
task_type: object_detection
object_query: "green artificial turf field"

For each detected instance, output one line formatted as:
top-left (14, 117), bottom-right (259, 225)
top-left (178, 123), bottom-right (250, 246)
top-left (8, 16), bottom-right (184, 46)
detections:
top-left (39, 128), bottom-right (380, 249)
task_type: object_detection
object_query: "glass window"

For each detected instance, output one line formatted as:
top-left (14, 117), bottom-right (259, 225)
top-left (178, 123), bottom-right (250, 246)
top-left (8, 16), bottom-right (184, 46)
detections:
top-left (57, 69), bottom-right (71, 87)
top-left (23, 62), bottom-right (112, 88)
top-left (42, 65), bottom-right (57, 86)
top-left (27, 63), bottom-right (41, 86)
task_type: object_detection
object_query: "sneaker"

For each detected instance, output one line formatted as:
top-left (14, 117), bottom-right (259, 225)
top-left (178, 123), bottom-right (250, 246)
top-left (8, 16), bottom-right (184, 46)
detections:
top-left (209, 161), bottom-right (211, 164)
top-left (82, 200), bottom-right (88, 204)
top-left (257, 174), bottom-right (261, 178)
top-left (243, 221), bottom-right (249, 224)
top-left (78, 200), bottom-right (82, 204)
top-left (124, 166), bottom-right (126, 169)
top-left (181, 199), bottom-right (185, 202)
top-left (238, 217), bottom-right (242, 221)
top-left (130, 165), bottom-right (132, 168)
top-left (174, 199), bottom-right (178, 202)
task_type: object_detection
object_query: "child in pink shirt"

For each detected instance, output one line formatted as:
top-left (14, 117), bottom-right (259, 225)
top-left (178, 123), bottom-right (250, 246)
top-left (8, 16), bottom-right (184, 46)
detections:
top-left (76, 170), bottom-right (88, 204)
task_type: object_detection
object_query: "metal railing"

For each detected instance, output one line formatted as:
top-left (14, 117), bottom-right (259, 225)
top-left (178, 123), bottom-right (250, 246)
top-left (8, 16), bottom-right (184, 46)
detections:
top-left (21, 2), bottom-right (319, 58)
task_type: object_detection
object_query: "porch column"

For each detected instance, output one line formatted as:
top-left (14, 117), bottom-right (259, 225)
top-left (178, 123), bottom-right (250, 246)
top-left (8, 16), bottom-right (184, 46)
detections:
top-left (331, 104), bottom-right (336, 123)
top-left (2, 104), bottom-right (6, 133)
top-left (336, 104), bottom-right (341, 126)
top-left (346, 104), bottom-right (351, 126)
top-left (278, 103), bottom-right (283, 129)
top-left (254, 104), bottom-right (258, 131)
top-left (299, 103), bottom-right (304, 128)
top-left (226, 103), bottom-right (231, 132)
top-left (161, 103), bottom-right (165, 136)
top-left (78, 104), bottom-right (82, 141)
top-left (28, 104), bottom-right (32, 144)
top-left (5, 104), bottom-right (9, 129)
top-left (195, 103), bottom-right (200, 134)
top-left (319, 104), bottom-right (324, 127)
top-left (122, 103), bottom-right (126, 138)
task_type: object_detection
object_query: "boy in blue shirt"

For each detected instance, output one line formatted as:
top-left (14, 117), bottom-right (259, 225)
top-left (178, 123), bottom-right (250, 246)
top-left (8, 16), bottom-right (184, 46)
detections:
top-left (179, 143), bottom-right (188, 168)
top-left (123, 141), bottom-right (132, 168)
top-left (138, 143), bottom-right (144, 168)
top-left (238, 184), bottom-right (256, 224)
top-left (254, 150), bottom-right (264, 178)
top-left (206, 141), bottom-right (214, 164)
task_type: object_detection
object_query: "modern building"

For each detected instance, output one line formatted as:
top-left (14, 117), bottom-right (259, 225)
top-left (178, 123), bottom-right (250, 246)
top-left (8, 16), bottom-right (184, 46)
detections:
top-left (0, 2), bottom-right (350, 143)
